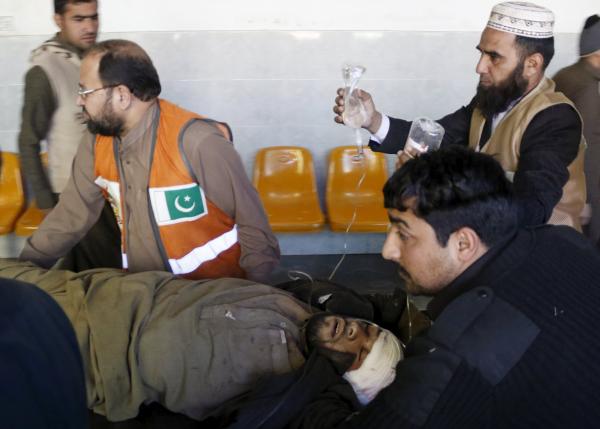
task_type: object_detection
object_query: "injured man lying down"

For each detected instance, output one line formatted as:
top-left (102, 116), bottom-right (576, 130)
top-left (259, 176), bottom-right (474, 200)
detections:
top-left (305, 313), bottom-right (404, 405)
top-left (216, 310), bottom-right (424, 429)
top-left (0, 260), bottom-right (425, 425)
top-left (0, 260), bottom-right (309, 422)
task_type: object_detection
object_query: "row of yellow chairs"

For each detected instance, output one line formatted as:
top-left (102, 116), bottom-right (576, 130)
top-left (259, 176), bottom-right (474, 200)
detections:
top-left (0, 152), bottom-right (47, 236)
top-left (1, 146), bottom-right (389, 236)
top-left (254, 146), bottom-right (389, 232)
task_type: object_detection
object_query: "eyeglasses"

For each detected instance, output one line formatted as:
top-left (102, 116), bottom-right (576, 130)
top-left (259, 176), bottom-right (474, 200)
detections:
top-left (77, 83), bottom-right (120, 99)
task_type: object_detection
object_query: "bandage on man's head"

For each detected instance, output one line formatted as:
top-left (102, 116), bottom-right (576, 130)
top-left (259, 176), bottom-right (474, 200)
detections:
top-left (304, 312), bottom-right (404, 404)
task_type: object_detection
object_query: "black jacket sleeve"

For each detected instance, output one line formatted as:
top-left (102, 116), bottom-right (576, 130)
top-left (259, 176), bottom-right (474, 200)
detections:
top-left (290, 381), bottom-right (358, 429)
top-left (369, 99), bottom-right (582, 227)
top-left (369, 100), bottom-right (474, 154)
top-left (218, 352), bottom-right (356, 429)
top-left (512, 104), bottom-right (582, 226)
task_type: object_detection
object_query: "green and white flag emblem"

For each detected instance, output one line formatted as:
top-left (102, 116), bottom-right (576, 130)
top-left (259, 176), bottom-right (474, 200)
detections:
top-left (149, 183), bottom-right (208, 226)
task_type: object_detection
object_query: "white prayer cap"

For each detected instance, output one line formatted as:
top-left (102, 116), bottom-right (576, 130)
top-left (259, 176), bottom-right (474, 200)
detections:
top-left (486, 2), bottom-right (555, 39)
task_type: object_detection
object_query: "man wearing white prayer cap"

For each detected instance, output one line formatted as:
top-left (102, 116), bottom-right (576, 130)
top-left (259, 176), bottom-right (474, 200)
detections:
top-left (334, 1), bottom-right (586, 231)
top-left (486, 1), bottom-right (555, 38)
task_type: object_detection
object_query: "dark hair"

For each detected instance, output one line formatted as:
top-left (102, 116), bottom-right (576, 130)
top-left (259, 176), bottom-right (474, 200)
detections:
top-left (304, 312), bottom-right (355, 374)
top-left (514, 36), bottom-right (554, 71)
top-left (85, 39), bottom-right (161, 102)
top-left (383, 146), bottom-right (517, 248)
top-left (54, 0), bottom-right (95, 15)
top-left (583, 14), bottom-right (600, 30)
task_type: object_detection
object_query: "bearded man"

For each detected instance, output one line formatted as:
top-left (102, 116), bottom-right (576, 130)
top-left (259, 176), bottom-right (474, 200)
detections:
top-left (256, 147), bottom-right (600, 429)
top-left (20, 39), bottom-right (279, 283)
top-left (334, 1), bottom-right (586, 231)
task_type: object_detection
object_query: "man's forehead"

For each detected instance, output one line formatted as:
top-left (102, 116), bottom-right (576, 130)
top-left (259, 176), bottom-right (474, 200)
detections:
top-left (479, 27), bottom-right (517, 52)
top-left (387, 196), bottom-right (418, 222)
top-left (387, 208), bottom-right (411, 226)
top-left (63, 1), bottom-right (98, 16)
top-left (81, 54), bottom-right (101, 76)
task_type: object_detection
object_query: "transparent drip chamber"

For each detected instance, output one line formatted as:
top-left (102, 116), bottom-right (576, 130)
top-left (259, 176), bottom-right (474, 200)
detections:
top-left (404, 117), bottom-right (445, 157)
top-left (341, 65), bottom-right (368, 156)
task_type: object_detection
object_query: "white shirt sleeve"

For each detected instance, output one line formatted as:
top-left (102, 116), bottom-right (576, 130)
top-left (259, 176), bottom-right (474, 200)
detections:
top-left (369, 115), bottom-right (390, 144)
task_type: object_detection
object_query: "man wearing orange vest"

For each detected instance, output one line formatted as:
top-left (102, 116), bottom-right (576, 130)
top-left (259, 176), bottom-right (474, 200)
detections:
top-left (20, 39), bottom-right (280, 283)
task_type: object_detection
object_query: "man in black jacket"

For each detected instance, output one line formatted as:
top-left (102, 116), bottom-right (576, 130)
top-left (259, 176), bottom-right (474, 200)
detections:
top-left (292, 146), bottom-right (600, 428)
top-left (218, 147), bottom-right (600, 429)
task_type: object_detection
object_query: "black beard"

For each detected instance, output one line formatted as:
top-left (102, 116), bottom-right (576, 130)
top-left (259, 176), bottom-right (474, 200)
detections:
top-left (86, 116), bottom-right (124, 137)
top-left (474, 61), bottom-right (528, 120)
top-left (84, 95), bottom-right (124, 137)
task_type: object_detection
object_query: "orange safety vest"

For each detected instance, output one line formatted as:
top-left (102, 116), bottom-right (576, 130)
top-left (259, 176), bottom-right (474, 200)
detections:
top-left (94, 99), bottom-right (245, 279)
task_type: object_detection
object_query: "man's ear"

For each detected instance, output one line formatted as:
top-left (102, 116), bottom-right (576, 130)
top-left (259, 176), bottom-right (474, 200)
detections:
top-left (115, 85), bottom-right (133, 110)
top-left (524, 52), bottom-right (544, 77)
top-left (452, 227), bottom-right (483, 264)
top-left (53, 14), bottom-right (64, 31)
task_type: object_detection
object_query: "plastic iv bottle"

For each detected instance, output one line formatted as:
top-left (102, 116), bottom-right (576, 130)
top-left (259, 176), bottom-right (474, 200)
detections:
top-left (404, 117), bottom-right (445, 157)
top-left (341, 65), bottom-right (368, 155)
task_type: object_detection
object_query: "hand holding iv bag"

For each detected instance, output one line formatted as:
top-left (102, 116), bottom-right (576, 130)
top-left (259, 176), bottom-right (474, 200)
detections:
top-left (342, 65), bottom-right (368, 129)
top-left (341, 65), bottom-right (368, 155)
top-left (404, 117), bottom-right (445, 157)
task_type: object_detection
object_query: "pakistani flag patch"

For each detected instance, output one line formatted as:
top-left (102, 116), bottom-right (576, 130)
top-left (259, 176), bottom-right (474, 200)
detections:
top-left (149, 183), bottom-right (208, 226)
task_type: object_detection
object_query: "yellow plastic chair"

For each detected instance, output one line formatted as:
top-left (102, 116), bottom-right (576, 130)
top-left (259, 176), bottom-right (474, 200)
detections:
top-left (0, 152), bottom-right (26, 235)
top-left (253, 146), bottom-right (325, 232)
top-left (326, 146), bottom-right (389, 232)
top-left (15, 152), bottom-right (48, 236)
top-left (15, 200), bottom-right (47, 236)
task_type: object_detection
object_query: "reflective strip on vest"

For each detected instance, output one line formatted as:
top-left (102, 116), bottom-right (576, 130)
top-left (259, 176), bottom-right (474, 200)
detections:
top-left (168, 225), bottom-right (239, 275)
top-left (122, 253), bottom-right (128, 269)
top-left (95, 176), bottom-right (121, 201)
top-left (94, 176), bottom-right (123, 228)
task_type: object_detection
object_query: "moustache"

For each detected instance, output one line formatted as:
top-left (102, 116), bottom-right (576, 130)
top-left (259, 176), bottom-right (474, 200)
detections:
top-left (396, 265), bottom-right (410, 280)
top-left (396, 266), bottom-right (422, 294)
top-left (79, 108), bottom-right (90, 122)
top-left (75, 108), bottom-right (89, 124)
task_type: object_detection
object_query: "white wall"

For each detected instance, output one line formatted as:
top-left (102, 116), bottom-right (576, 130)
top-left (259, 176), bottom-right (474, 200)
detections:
top-left (0, 1), bottom-right (597, 255)
top-left (0, 0), bottom-right (597, 34)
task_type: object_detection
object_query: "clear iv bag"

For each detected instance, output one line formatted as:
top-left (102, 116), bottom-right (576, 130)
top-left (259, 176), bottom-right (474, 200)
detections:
top-left (404, 117), bottom-right (445, 157)
top-left (341, 65), bottom-right (367, 155)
